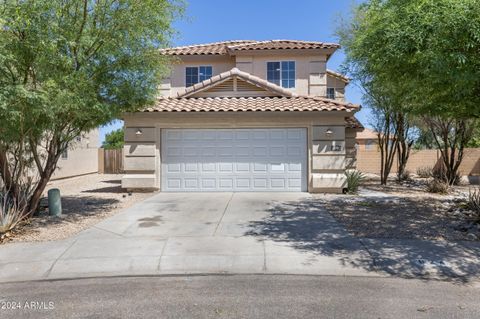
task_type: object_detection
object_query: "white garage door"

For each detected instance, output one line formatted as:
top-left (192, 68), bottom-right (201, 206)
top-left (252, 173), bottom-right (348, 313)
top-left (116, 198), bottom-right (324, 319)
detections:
top-left (161, 128), bottom-right (307, 192)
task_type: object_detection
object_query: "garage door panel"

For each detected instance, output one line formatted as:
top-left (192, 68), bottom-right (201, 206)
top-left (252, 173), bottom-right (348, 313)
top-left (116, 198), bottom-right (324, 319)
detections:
top-left (201, 163), bottom-right (216, 172)
top-left (184, 163), bottom-right (198, 172)
top-left (184, 178), bottom-right (198, 189)
top-left (162, 128), bottom-right (307, 192)
top-left (236, 178), bottom-right (251, 189)
top-left (219, 163), bottom-right (233, 172)
top-left (271, 163), bottom-right (285, 172)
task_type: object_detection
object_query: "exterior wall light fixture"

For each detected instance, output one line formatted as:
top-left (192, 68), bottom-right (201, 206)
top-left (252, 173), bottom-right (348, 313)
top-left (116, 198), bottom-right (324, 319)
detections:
top-left (135, 129), bottom-right (143, 136)
top-left (325, 128), bottom-right (333, 137)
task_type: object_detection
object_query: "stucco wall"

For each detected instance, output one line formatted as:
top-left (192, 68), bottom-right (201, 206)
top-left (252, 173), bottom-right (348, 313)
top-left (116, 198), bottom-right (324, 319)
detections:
top-left (52, 129), bottom-right (100, 180)
top-left (121, 112), bottom-right (353, 193)
top-left (163, 53), bottom-right (339, 98)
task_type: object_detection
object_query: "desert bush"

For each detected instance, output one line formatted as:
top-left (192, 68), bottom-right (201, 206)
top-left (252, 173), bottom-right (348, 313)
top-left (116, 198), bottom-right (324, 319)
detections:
top-left (345, 170), bottom-right (365, 194)
top-left (416, 166), bottom-right (433, 178)
top-left (468, 188), bottom-right (480, 220)
top-left (0, 189), bottom-right (30, 235)
top-left (433, 166), bottom-right (462, 185)
top-left (397, 170), bottom-right (411, 182)
top-left (426, 178), bottom-right (450, 194)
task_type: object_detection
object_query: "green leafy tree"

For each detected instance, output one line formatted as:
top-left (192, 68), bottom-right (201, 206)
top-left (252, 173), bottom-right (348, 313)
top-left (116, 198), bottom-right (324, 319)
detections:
top-left (102, 128), bottom-right (124, 150)
top-left (0, 0), bottom-right (183, 215)
top-left (338, 0), bottom-right (479, 184)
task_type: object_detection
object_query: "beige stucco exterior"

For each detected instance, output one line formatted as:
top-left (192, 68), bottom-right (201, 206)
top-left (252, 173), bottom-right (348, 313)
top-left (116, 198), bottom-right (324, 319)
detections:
top-left (123, 40), bottom-right (359, 193)
top-left (162, 53), bottom-right (346, 99)
top-left (53, 129), bottom-right (100, 180)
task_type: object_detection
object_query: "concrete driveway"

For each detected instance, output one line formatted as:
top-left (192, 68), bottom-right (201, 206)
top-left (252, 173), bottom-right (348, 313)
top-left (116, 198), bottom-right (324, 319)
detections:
top-left (0, 192), bottom-right (375, 282)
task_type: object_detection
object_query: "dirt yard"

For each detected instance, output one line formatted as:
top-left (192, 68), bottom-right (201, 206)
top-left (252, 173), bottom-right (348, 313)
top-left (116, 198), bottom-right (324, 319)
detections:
top-left (2, 174), bottom-right (155, 244)
top-left (322, 178), bottom-right (479, 242)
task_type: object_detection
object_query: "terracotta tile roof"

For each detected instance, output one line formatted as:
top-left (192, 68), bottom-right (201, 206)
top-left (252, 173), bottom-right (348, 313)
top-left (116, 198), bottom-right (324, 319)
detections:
top-left (227, 40), bottom-right (340, 52)
top-left (160, 40), bottom-right (257, 55)
top-left (176, 67), bottom-right (299, 98)
top-left (144, 96), bottom-right (358, 113)
top-left (345, 116), bottom-right (364, 130)
top-left (160, 40), bottom-right (340, 56)
top-left (327, 70), bottom-right (350, 84)
top-left (147, 68), bottom-right (359, 113)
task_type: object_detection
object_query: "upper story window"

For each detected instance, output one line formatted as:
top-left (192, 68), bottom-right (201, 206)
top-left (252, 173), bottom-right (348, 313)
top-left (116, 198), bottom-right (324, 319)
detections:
top-left (326, 88), bottom-right (336, 99)
top-left (267, 61), bottom-right (295, 88)
top-left (186, 66), bottom-right (212, 87)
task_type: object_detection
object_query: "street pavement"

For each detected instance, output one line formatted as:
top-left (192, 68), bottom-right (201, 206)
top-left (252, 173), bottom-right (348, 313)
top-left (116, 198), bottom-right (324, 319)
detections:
top-left (0, 275), bottom-right (479, 319)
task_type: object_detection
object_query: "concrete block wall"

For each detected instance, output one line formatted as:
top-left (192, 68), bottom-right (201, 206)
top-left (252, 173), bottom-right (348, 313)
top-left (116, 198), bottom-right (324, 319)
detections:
top-left (357, 148), bottom-right (480, 176)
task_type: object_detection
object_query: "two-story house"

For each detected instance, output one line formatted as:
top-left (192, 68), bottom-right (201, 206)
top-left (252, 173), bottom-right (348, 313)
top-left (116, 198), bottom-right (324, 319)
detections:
top-left (121, 40), bottom-right (363, 193)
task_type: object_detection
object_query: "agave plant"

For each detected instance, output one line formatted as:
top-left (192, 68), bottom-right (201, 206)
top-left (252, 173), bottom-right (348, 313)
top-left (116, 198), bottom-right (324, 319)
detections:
top-left (0, 188), bottom-right (30, 235)
top-left (468, 187), bottom-right (480, 221)
top-left (345, 170), bottom-right (365, 194)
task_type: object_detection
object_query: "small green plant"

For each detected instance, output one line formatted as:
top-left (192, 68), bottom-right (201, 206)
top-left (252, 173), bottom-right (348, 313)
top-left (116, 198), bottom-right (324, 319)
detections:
top-left (426, 178), bottom-right (449, 194)
top-left (468, 188), bottom-right (480, 221)
top-left (345, 170), bottom-right (365, 194)
top-left (416, 166), bottom-right (433, 178)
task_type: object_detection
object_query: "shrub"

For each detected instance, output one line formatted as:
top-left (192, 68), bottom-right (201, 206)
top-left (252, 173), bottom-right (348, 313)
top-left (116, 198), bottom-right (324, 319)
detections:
top-left (426, 178), bottom-right (450, 194)
top-left (397, 170), bottom-right (411, 182)
top-left (0, 189), bottom-right (30, 235)
top-left (416, 166), bottom-right (433, 178)
top-left (345, 170), bottom-right (365, 194)
top-left (432, 166), bottom-right (462, 185)
top-left (468, 188), bottom-right (480, 221)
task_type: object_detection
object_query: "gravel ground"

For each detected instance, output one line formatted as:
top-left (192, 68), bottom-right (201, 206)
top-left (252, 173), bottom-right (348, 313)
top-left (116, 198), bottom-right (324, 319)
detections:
top-left (322, 179), bottom-right (479, 242)
top-left (2, 174), bottom-right (155, 244)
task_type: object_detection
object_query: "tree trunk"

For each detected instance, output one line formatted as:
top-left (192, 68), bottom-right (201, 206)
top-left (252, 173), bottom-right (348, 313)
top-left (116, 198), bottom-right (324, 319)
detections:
top-left (395, 114), bottom-right (413, 181)
top-left (426, 117), bottom-right (473, 185)
top-left (26, 147), bottom-right (61, 216)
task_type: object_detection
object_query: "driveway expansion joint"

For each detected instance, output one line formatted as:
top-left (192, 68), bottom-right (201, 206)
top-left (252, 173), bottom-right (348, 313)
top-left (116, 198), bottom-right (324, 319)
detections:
top-left (43, 239), bottom-right (78, 279)
top-left (213, 192), bottom-right (234, 236)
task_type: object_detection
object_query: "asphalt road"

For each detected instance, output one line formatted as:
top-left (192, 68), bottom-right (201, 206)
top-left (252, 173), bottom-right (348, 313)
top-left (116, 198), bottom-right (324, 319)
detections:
top-left (0, 275), bottom-right (479, 319)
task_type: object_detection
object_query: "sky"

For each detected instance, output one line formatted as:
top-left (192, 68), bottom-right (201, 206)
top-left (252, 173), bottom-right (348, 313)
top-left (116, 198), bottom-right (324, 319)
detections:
top-left (99, 0), bottom-right (370, 142)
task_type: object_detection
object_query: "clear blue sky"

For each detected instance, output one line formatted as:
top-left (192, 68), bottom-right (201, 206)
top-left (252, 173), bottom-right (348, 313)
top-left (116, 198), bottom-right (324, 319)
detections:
top-left (100, 0), bottom-right (370, 142)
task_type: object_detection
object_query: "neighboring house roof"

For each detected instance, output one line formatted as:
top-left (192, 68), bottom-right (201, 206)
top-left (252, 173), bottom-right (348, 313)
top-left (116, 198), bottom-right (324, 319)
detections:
top-left (160, 39), bottom-right (339, 56)
top-left (356, 128), bottom-right (378, 140)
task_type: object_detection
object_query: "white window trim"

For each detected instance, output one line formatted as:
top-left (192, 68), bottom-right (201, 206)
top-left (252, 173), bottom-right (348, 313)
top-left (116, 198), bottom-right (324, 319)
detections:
top-left (185, 65), bottom-right (213, 87)
top-left (266, 60), bottom-right (296, 89)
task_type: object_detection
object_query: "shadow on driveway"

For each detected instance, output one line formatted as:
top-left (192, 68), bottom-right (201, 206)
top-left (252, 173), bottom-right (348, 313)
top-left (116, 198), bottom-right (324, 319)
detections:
top-left (246, 198), bottom-right (480, 283)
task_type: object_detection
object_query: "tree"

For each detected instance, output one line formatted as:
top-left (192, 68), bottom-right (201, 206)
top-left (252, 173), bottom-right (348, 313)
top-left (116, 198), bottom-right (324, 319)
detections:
top-left (338, 0), bottom-right (480, 185)
top-left (0, 0), bottom-right (183, 216)
top-left (337, 18), bottom-right (413, 185)
top-left (102, 128), bottom-right (124, 150)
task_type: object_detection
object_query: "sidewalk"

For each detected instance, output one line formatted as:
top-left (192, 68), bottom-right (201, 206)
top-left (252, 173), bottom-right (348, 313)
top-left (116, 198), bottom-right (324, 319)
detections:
top-left (1, 231), bottom-right (478, 283)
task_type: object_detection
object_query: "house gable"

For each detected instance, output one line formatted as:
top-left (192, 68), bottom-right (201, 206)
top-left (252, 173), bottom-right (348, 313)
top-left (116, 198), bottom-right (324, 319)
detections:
top-left (176, 67), bottom-right (298, 98)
